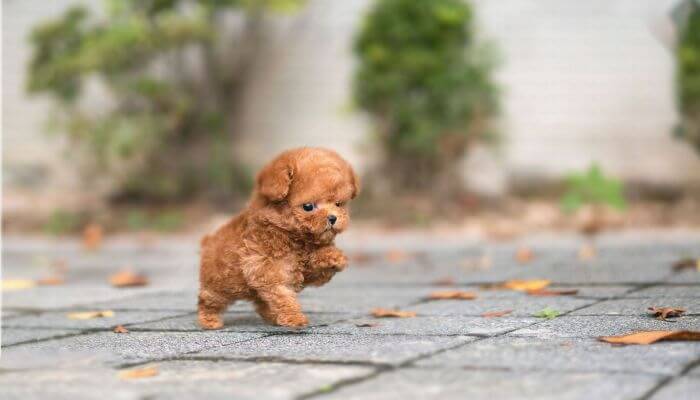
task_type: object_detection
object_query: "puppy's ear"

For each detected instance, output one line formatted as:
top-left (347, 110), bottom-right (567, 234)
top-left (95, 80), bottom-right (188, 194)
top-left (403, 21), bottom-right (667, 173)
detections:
top-left (350, 168), bottom-right (361, 199)
top-left (256, 153), bottom-right (293, 202)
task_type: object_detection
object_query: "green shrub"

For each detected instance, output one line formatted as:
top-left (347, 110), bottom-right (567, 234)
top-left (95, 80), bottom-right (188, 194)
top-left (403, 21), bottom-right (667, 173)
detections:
top-left (352, 0), bottom-right (499, 194)
top-left (27, 0), bottom-right (301, 202)
top-left (676, 1), bottom-right (700, 153)
top-left (560, 164), bottom-right (626, 213)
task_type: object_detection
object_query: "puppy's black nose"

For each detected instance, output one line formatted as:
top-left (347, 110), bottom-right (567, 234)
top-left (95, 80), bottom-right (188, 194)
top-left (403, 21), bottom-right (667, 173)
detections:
top-left (328, 215), bottom-right (337, 225)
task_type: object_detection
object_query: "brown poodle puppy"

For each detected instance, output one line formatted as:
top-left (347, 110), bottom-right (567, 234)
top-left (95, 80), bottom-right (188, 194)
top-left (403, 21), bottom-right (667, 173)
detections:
top-left (198, 147), bottom-right (360, 329)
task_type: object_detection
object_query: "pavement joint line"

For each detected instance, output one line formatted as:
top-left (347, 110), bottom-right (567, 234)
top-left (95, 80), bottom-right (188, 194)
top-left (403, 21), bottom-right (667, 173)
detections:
top-left (635, 356), bottom-right (700, 400)
top-left (300, 285), bottom-right (652, 399)
top-left (0, 330), bottom-right (89, 349)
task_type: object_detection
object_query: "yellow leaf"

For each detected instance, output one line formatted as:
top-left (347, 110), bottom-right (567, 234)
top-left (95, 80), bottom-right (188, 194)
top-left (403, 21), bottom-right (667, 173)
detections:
top-left (2, 279), bottom-right (36, 291)
top-left (118, 365), bottom-right (158, 380)
top-left (371, 308), bottom-right (416, 318)
top-left (66, 310), bottom-right (114, 320)
top-left (502, 279), bottom-right (551, 292)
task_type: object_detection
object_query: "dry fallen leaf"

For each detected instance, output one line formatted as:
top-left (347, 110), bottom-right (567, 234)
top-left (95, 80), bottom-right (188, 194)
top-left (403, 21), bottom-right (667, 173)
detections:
top-left (67, 310), bottom-right (114, 320)
top-left (355, 322), bottom-right (379, 328)
top-left (648, 307), bottom-right (686, 321)
top-left (428, 290), bottom-right (478, 300)
top-left (82, 223), bottom-right (104, 250)
top-left (351, 252), bottom-right (373, 265)
top-left (385, 250), bottom-right (409, 263)
top-left (118, 365), bottom-right (158, 380)
top-left (599, 330), bottom-right (700, 345)
top-left (431, 277), bottom-right (456, 286)
top-left (502, 279), bottom-right (551, 292)
top-left (578, 244), bottom-right (597, 261)
top-left (113, 325), bottom-right (130, 333)
top-left (37, 276), bottom-right (65, 286)
top-left (371, 308), bottom-right (416, 318)
top-left (526, 288), bottom-right (579, 297)
top-left (481, 309), bottom-right (513, 318)
top-left (672, 258), bottom-right (700, 272)
top-left (1, 279), bottom-right (36, 291)
top-left (110, 269), bottom-right (149, 288)
top-left (515, 247), bottom-right (534, 264)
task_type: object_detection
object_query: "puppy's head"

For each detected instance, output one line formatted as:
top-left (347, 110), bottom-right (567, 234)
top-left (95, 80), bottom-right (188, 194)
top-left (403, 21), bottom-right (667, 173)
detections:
top-left (253, 147), bottom-right (360, 244)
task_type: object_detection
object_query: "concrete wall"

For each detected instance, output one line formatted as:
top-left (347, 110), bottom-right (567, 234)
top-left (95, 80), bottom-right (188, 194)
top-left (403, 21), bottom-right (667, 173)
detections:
top-left (4, 0), bottom-right (700, 211)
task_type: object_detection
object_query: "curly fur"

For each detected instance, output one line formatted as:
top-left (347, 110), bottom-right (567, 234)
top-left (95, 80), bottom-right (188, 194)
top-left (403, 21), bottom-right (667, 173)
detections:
top-left (198, 147), bottom-right (360, 329)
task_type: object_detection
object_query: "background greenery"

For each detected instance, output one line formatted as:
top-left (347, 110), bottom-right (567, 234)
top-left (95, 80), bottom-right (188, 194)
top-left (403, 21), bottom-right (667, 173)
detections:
top-left (352, 0), bottom-right (499, 197)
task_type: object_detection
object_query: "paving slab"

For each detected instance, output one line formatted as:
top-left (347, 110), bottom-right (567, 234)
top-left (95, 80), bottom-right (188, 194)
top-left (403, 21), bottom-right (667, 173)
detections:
top-left (193, 333), bottom-right (474, 365)
top-left (667, 271), bottom-right (700, 284)
top-left (570, 297), bottom-right (700, 316)
top-left (2, 286), bottom-right (163, 310)
top-left (0, 361), bottom-right (375, 400)
top-left (510, 315), bottom-right (700, 338)
top-left (416, 336), bottom-right (699, 375)
top-left (130, 312), bottom-right (351, 333)
top-left (319, 368), bottom-right (662, 400)
top-left (649, 376), bottom-right (700, 400)
top-left (309, 316), bottom-right (538, 336)
top-left (2, 328), bottom-right (80, 347)
top-left (628, 285), bottom-right (700, 298)
top-left (4, 310), bottom-right (191, 330)
top-left (0, 331), bottom-right (264, 369)
top-left (410, 296), bottom-right (595, 317)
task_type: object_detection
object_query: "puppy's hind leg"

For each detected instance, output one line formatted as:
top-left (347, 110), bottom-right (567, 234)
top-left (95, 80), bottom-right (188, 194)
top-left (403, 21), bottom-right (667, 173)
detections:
top-left (198, 289), bottom-right (230, 330)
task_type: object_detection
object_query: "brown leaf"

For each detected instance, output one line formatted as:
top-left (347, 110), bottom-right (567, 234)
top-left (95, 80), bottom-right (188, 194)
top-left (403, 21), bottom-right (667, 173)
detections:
top-left (385, 250), bottom-right (409, 264)
top-left (578, 244), bottom-right (597, 261)
top-left (371, 308), bottom-right (416, 318)
top-left (351, 252), bottom-right (373, 265)
top-left (648, 307), bottom-right (686, 321)
top-left (431, 277), bottom-right (456, 286)
top-left (502, 279), bottom-right (551, 292)
top-left (672, 258), bottom-right (700, 272)
top-left (355, 322), bottom-right (380, 328)
top-left (481, 309), bottom-right (513, 318)
top-left (37, 276), bottom-right (65, 286)
top-left (599, 330), bottom-right (700, 345)
top-left (428, 290), bottom-right (478, 300)
top-left (113, 325), bottom-right (130, 333)
top-left (67, 310), bottom-right (114, 320)
top-left (526, 288), bottom-right (579, 297)
top-left (110, 269), bottom-right (149, 288)
top-left (82, 223), bottom-right (103, 250)
top-left (118, 365), bottom-right (158, 380)
top-left (515, 247), bottom-right (534, 264)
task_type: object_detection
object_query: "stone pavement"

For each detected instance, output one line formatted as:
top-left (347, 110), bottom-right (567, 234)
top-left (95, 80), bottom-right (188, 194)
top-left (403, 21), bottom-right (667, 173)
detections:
top-left (1, 232), bottom-right (700, 399)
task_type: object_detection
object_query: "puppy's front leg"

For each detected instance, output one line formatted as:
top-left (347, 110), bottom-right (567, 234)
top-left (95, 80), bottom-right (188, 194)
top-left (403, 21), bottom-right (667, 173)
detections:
top-left (256, 285), bottom-right (308, 327)
top-left (245, 259), bottom-right (308, 327)
top-left (305, 246), bottom-right (347, 286)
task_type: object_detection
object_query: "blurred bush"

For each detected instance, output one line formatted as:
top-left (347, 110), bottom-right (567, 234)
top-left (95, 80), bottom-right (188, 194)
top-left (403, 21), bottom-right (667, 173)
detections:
top-left (560, 164), bottom-right (626, 213)
top-left (353, 0), bottom-right (499, 196)
top-left (27, 0), bottom-right (303, 203)
top-left (677, 0), bottom-right (700, 154)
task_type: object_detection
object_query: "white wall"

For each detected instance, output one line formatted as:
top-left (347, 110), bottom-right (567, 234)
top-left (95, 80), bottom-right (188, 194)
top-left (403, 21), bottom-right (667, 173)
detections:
top-left (3, 0), bottom-right (699, 211)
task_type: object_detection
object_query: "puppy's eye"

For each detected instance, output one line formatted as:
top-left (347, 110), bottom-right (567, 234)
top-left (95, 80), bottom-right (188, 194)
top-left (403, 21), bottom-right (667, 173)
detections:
top-left (302, 203), bottom-right (315, 212)
top-left (335, 202), bottom-right (344, 207)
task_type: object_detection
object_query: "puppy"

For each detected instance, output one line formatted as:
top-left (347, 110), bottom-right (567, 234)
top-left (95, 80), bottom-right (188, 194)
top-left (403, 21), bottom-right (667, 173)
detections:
top-left (198, 147), bottom-right (359, 329)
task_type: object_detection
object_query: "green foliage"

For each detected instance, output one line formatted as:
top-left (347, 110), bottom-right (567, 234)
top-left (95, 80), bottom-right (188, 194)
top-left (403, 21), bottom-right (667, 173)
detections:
top-left (43, 210), bottom-right (84, 235)
top-left (533, 307), bottom-right (560, 320)
top-left (676, 2), bottom-right (700, 154)
top-left (560, 164), bottom-right (626, 213)
top-left (353, 0), bottom-right (499, 192)
top-left (27, 0), bottom-right (302, 202)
